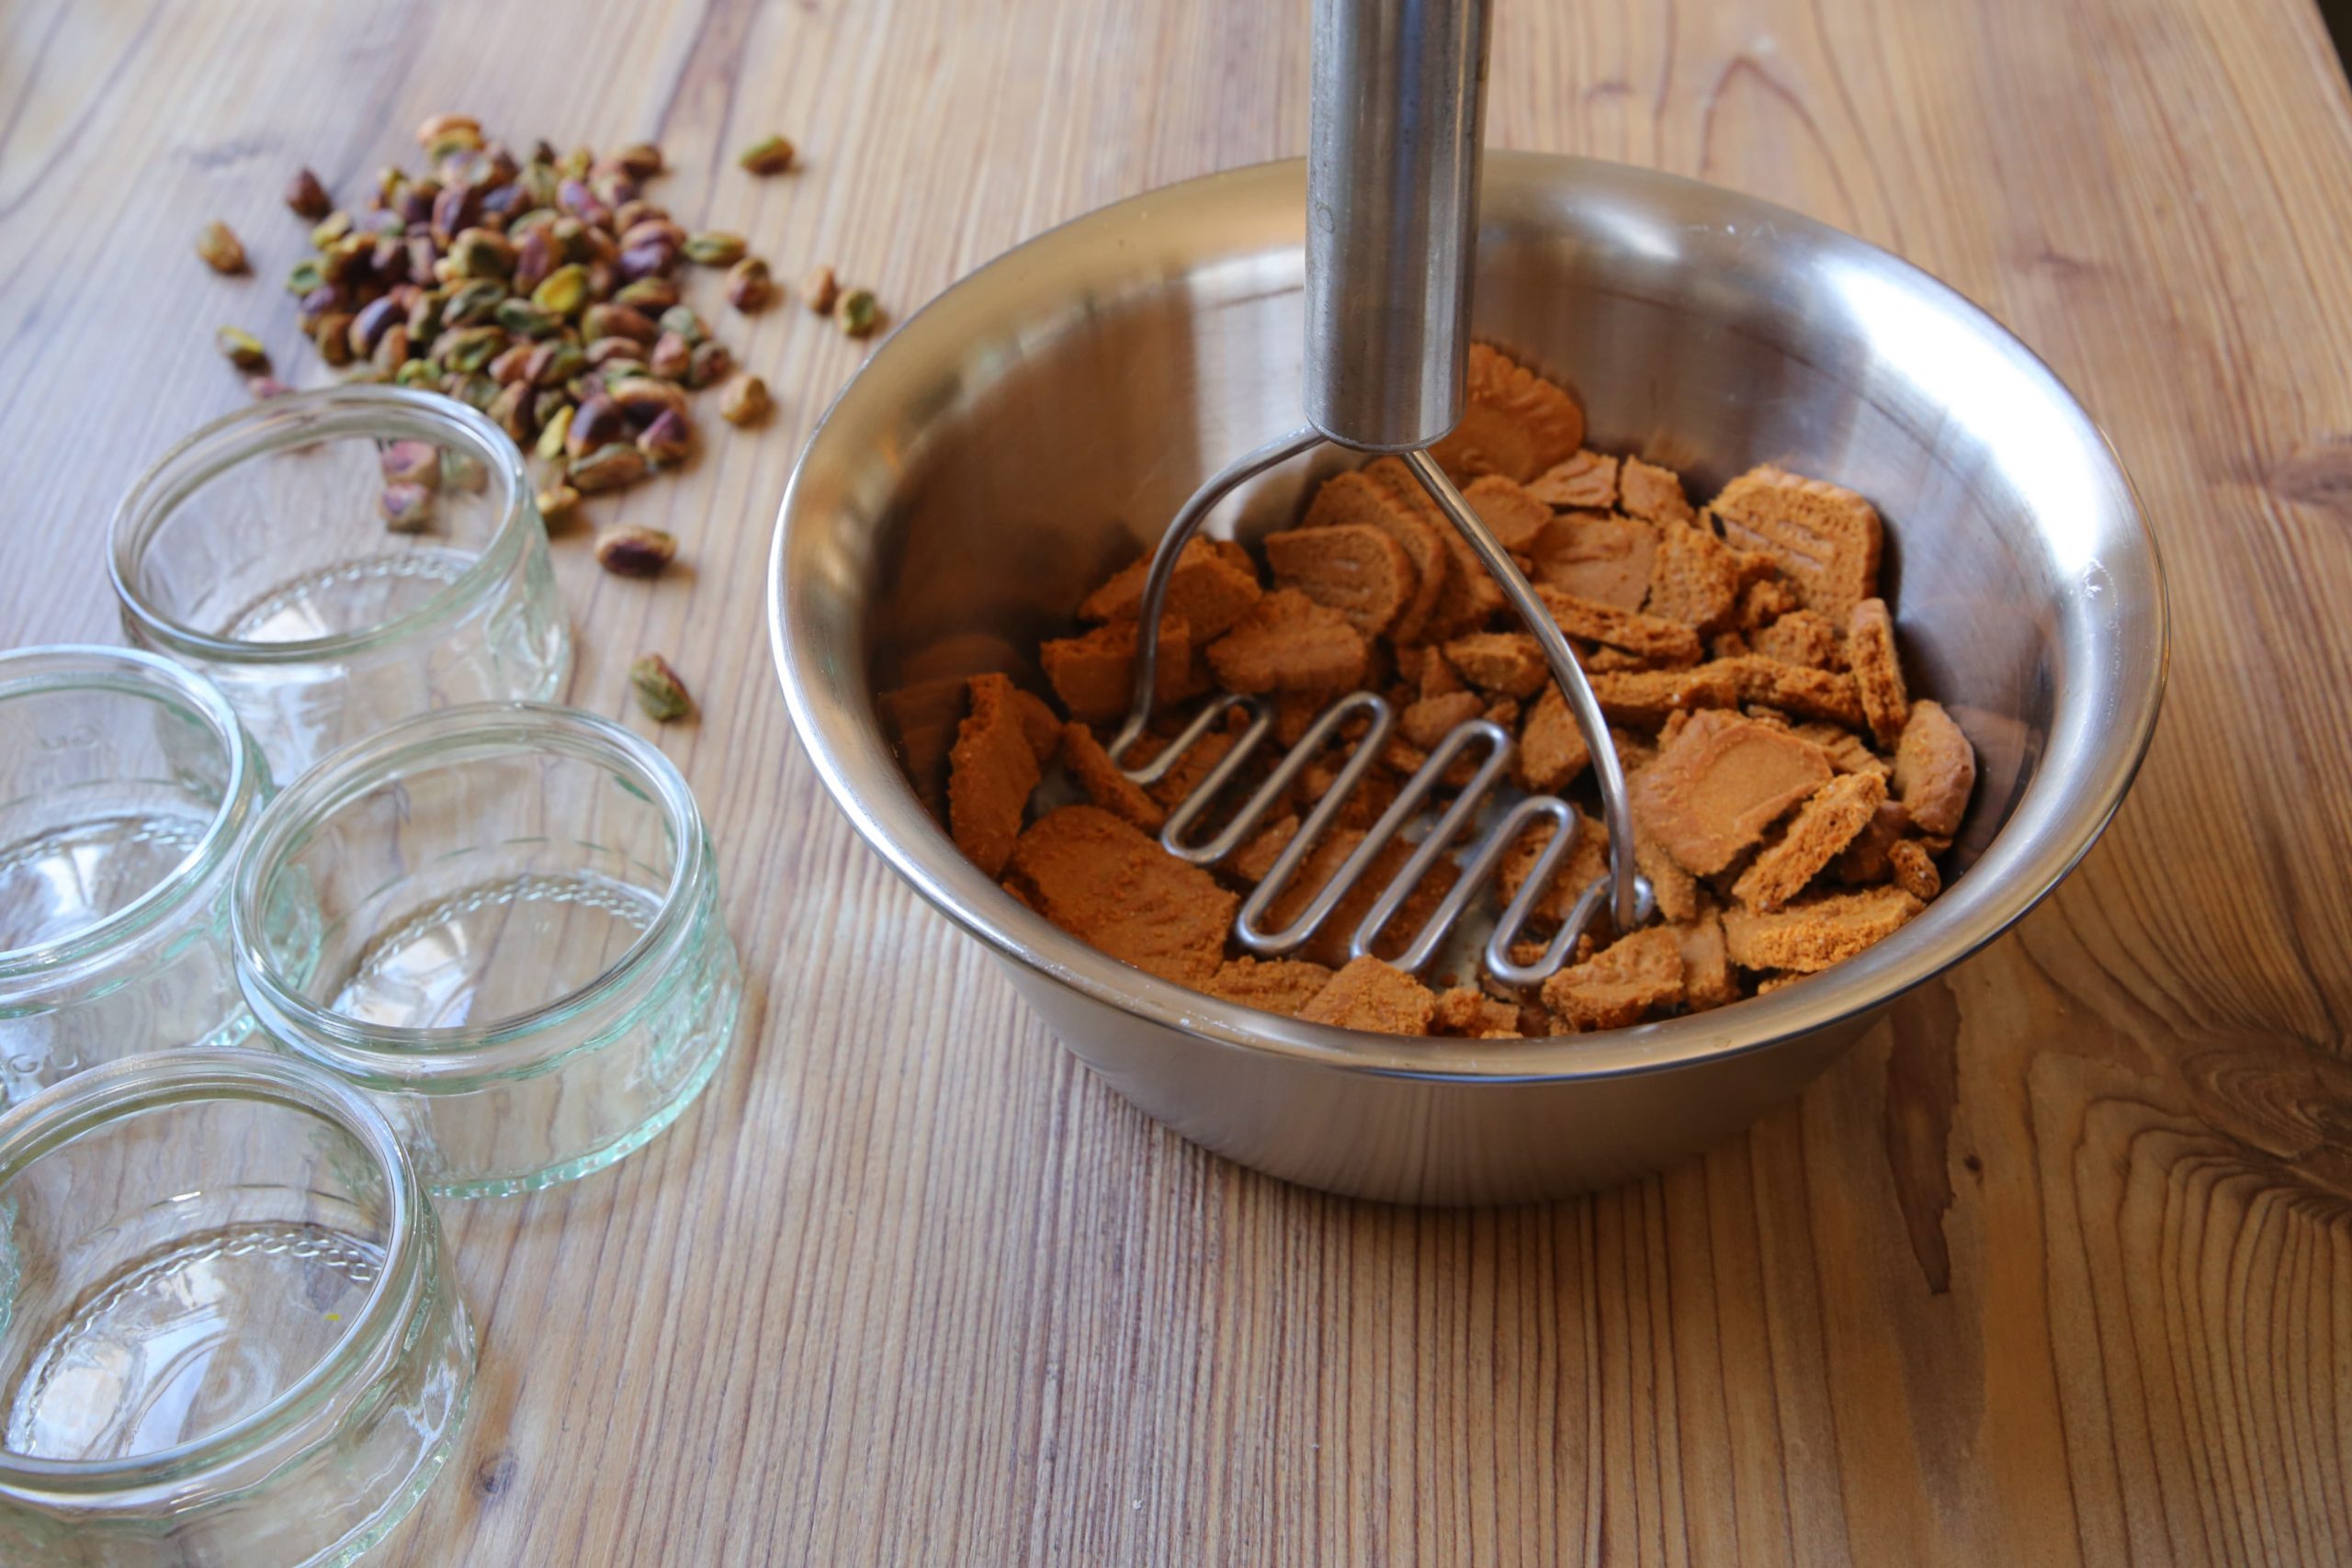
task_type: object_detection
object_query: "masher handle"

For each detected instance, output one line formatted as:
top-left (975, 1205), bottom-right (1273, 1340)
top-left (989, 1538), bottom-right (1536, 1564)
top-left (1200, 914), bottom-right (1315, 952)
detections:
top-left (1305, 0), bottom-right (1493, 453)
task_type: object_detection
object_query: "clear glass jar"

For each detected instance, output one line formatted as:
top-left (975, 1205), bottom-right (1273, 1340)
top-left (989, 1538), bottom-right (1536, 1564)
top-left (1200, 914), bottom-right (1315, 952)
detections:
top-left (0, 1049), bottom-right (474, 1565)
top-left (108, 386), bottom-right (572, 780)
top-left (0, 647), bottom-right (270, 1104)
top-left (233, 703), bottom-right (743, 1197)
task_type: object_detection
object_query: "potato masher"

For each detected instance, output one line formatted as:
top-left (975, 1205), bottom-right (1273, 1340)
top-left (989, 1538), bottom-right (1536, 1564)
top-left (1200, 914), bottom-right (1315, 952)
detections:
top-left (1107, 0), bottom-right (1654, 985)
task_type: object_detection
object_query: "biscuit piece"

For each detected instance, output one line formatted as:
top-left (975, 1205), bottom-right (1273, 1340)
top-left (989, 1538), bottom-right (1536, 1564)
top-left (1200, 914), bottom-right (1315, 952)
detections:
top-left (1731, 771), bottom-right (1888, 912)
top-left (1202, 955), bottom-right (1335, 1014)
top-left (1738, 578), bottom-right (1801, 630)
top-left (1229, 814), bottom-right (1300, 884)
top-left (1847, 598), bottom-right (1910, 749)
top-left (1715, 656), bottom-right (1868, 728)
top-left (1206, 589), bottom-right (1371, 695)
top-left (1262, 828), bottom-right (1455, 968)
top-left (1586, 665), bottom-right (1743, 728)
top-left (1534, 584), bottom-right (1703, 664)
top-left (1419, 649), bottom-right (1466, 699)
top-left (1005, 806), bottom-right (1236, 984)
top-left (1443, 632), bottom-right (1549, 698)
top-left (1722, 885), bottom-right (1923, 973)
top-left (1400, 691), bottom-right (1486, 750)
top-left (1794, 722), bottom-right (1889, 778)
top-left (1530, 513), bottom-right (1657, 611)
top-left (947, 673), bottom-right (1045, 876)
top-left (1426, 344), bottom-right (1586, 482)
top-left (1831, 799), bottom-right (1912, 884)
top-left (1893, 699), bottom-right (1975, 838)
top-left (1009, 687), bottom-right (1065, 765)
top-left (1042, 615), bottom-right (1194, 723)
top-left (1301, 469), bottom-right (1451, 646)
top-left (1060, 722), bottom-right (1166, 832)
top-left (1431, 986), bottom-right (1524, 1039)
top-left (1542, 926), bottom-right (1684, 1032)
top-left (1367, 456), bottom-right (1509, 635)
top-left (1751, 608), bottom-right (1844, 671)
top-left (1672, 910), bottom-right (1739, 1011)
top-left (1887, 839), bottom-right (1942, 903)
top-left (1618, 457), bottom-right (1698, 527)
top-left (1630, 709), bottom-right (1834, 874)
top-left (1078, 536), bottom-right (1265, 640)
top-left (1143, 726), bottom-right (1242, 811)
top-left (1526, 450), bottom-right (1619, 510)
top-left (1713, 466), bottom-right (1883, 621)
top-left (1634, 817), bottom-right (1701, 922)
top-left (1265, 524), bottom-right (1418, 638)
top-left (1300, 955), bottom-right (1439, 1035)
top-left (1462, 475), bottom-right (1553, 552)
top-left (1496, 808), bottom-right (1609, 928)
top-left (1644, 522), bottom-right (1744, 631)
top-left (1517, 684), bottom-right (1591, 793)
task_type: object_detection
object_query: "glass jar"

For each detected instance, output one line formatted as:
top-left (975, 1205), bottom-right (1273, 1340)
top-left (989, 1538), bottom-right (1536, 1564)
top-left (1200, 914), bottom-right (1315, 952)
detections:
top-left (0, 1050), bottom-right (474, 1565)
top-left (0, 647), bottom-right (271, 1104)
top-left (108, 386), bottom-right (572, 780)
top-left (233, 703), bottom-right (743, 1197)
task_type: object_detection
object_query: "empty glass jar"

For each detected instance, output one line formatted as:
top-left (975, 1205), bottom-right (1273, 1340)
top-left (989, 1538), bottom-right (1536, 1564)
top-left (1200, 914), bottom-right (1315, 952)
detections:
top-left (0, 1050), bottom-right (474, 1565)
top-left (0, 647), bottom-right (269, 1104)
top-left (233, 703), bottom-right (743, 1197)
top-left (108, 386), bottom-right (571, 780)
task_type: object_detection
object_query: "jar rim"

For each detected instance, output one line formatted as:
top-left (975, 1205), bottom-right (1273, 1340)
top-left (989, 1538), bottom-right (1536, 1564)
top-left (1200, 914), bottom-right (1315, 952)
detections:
top-left (232, 702), bottom-right (710, 1082)
top-left (0, 1050), bottom-right (422, 1493)
top-left (107, 387), bottom-right (535, 666)
top-left (0, 647), bottom-right (261, 991)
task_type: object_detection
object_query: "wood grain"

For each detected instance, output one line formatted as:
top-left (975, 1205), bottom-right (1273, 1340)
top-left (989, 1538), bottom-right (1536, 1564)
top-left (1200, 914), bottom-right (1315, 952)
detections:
top-left (1, 0), bottom-right (2349, 1560)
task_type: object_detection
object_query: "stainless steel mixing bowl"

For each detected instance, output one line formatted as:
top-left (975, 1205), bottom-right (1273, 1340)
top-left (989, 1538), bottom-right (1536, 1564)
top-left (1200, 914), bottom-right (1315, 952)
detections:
top-left (767, 154), bottom-right (2166, 1203)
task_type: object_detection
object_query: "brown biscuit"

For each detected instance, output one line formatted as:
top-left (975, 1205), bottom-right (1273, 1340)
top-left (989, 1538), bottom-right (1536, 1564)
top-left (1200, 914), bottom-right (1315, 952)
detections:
top-left (1442, 631), bottom-right (1549, 698)
top-left (1714, 656), bottom-right (1868, 728)
top-left (1366, 456), bottom-right (1509, 636)
top-left (1634, 815), bottom-right (1701, 922)
top-left (1887, 839), bottom-right (1942, 902)
top-left (1078, 536), bottom-right (1265, 640)
top-left (1893, 699), bottom-right (1975, 838)
top-left (1526, 450), bottom-right (1619, 510)
top-left (1008, 687), bottom-right (1065, 765)
top-left (1846, 598), bottom-right (1910, 748)
top-left (947, 673), bottom-right (1045, 876)
top-left (1461, 475), bottom-right (1553, 552)
top-left (1229, 813), bottom-right (1301, 884)
top-left (878, 672), bottom-right (973, 818)
top-left (1516, 684), bottom-right (1591, 793)
top-left (1202, 955), bottom-right (1335, 1015)
top-left (1431, 986), bottom-right (1523, 1039)
top-left (1793, 722), bottom-right (1888, 778)
top-left (1672, 909), bottom-right (1739, 1010)
top-left (1831, 799), bottom-right (1912, 884)
top-left (1730, 770), bottom-right (1889, 912)
top-left (1644, 522), bottom-right (1744, 632)
top-left (1530, 513), bottom-right (1657, 611)
top-left (1713, 465), bottom-right (1883, 622)
top-left (1586, 664), bottom-right (1744, 728)
top-left (1534, 583), bottom-right (1703, 664)
top-left (1542, 926), bottom-right (1684, 1031)
top-left (1738, 578), bottom-right (1801, 630)
top-left (1426, 344), bottom-right (1587, 482)
top-left (1751, 608), bottom-right (1844, 671)
top-left (1400, 691), bottom-right (1486, 750)
top-left (1495, 808), bottom-right (1609, 928)
top-left (1059, 721), bottom-right (1166, 832)
top-left (1143, 726), bottom-right (1243, 811)
top-left (1206, 588), bottom-right (1371, 695)
top-left (1042, 615), bottom-right (1195, 723)
top-left (1630, 709), bottom-right (1834, 874)
top-left (1005, 805), bottom-right (1236, 984)
top-left (1418, 648), bottom-right (1467, 698)
top-left (1300, 470), bottom-right (1451, 645)
top-left (1618, 457), bottom-right (1698, 527)
top-left (1299, 955), bottom-right (1439, 1035)
top-left (1722, 884), bottom-right (1923, 973)
top-left (1265, 523), bottom-right (1418, 638)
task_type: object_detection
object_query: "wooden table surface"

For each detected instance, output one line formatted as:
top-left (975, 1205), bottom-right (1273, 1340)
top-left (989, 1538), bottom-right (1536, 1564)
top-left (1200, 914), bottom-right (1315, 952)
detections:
top-left (6, 0), bottom-right (2352, 1560)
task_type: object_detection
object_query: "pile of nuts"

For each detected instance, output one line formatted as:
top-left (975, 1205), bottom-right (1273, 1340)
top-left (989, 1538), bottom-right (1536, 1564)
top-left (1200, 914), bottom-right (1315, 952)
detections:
top-left (198, 114), bottom-right (887, 723)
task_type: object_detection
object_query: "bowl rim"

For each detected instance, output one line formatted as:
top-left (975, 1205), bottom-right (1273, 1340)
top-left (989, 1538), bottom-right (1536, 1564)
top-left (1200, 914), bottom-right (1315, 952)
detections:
top-left (767, 152), bottom-right (2169, 1083)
